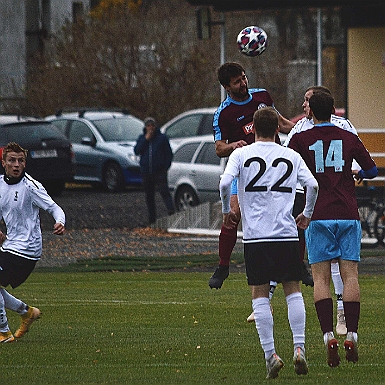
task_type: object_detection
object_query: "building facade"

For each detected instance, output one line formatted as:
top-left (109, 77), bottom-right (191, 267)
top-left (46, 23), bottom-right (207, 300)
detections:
top-left (0, 0), bottom-right (90, 112)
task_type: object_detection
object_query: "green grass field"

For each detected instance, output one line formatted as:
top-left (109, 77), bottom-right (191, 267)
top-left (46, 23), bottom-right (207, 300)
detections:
top-left (1, 259), bottom-right (384, 384)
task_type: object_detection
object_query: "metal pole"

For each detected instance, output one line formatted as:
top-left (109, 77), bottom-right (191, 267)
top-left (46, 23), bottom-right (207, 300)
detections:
top-left (317, 8), bottom-right (322, 85)
top-left (220, 12), bottom-right (226, 101)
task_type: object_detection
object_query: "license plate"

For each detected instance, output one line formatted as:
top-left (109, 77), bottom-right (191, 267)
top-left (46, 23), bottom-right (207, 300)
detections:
top-left (30, 149), bottom-right (58, 158)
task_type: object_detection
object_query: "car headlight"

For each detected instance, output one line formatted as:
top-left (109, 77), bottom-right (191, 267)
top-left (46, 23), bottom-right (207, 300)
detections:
top-left (128, 153), bottom-right (140, 164)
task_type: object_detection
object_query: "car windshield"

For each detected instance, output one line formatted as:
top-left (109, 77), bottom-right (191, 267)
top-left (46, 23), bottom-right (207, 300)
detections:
top-left (92, 116), bottom-right (144, 142)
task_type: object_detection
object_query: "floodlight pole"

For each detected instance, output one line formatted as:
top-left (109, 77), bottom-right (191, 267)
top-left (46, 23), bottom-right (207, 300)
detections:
top-left (317, 8), bottom-right (322, 85)
top-left (219, 12), bottom-right (226, 101)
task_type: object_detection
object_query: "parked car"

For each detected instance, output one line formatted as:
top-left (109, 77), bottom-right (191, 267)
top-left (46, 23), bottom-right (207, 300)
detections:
top-left (160, 108), bottom-right (216, 149)
top-left (46, 109), bottom-right (144, 192)
top-left (168, 135), bottom-right (227, 211)
top-left (0, 120), bottom-right (75, 195)
top-left (0, 114), bottom-right (40, 124)
top-left (161, 107), bottom-right (288, 148)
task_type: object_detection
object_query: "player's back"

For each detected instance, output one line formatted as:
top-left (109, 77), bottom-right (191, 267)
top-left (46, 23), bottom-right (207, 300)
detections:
top-left (289, 123), bottom-right (375, 220)
top-left (234, 141), bottom-right (309, 241)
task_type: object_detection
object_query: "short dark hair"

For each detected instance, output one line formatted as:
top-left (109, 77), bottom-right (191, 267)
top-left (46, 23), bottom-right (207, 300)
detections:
top-left (253, 107), bottom-right (278, 138)
top-left (217, 62), bottom-right (245, 87)
top-left (305, 85), bottom-right (332, 95)
top-left (2, 142), bottom-right (27, 161)
top-left (309, 92), bottom-right (334, 121)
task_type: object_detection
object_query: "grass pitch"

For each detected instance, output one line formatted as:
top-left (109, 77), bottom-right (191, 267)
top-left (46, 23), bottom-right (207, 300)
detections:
top-left (1, 267), bottom-right (384, 384)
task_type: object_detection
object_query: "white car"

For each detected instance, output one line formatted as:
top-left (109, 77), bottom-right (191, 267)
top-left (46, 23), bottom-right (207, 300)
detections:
top-left (168, 135), bottom-right (227, 211)
top-left (160, 107), bottom-right (287, 149)
top-left (160, 108), bottom-right (216, 150)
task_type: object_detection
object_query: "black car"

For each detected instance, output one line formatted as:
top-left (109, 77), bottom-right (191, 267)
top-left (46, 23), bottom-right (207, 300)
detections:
top-left (0, 120), bottom-right (75, 195)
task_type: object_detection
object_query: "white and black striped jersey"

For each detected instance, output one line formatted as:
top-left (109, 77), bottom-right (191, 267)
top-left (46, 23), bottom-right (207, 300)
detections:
top-left (0, 173), bottom-right (65, 260)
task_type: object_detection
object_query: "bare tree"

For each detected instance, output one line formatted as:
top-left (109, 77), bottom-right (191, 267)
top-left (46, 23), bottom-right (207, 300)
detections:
top-left (23, 0), bottom-right (219, 124)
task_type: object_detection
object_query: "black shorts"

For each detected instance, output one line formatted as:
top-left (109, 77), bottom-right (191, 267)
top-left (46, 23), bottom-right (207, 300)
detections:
top-left (244, 241), bottom-right (302, 286)
top-left (0, 251), bottom-right (37, 289)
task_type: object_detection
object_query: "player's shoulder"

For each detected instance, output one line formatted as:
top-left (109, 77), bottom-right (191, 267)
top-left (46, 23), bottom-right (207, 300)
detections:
top-left (330, 115), bottom-right (357, 133)
top-left (23, 173), bottom-right (46, 192)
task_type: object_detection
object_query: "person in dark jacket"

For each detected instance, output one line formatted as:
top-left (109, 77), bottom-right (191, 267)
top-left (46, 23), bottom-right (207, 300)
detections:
top-left (134, 117), bottom-right (175, 224)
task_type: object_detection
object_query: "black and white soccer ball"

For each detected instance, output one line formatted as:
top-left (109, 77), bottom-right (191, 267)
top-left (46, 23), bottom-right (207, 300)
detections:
top-left (237, 26), bottom-right (268, 57)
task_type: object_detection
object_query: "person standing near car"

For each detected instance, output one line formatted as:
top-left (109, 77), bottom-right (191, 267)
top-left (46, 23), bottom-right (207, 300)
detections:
top-left (0, 142), bottom-right (66, 343)
top-left (134, 117), bottom-right (175, 224)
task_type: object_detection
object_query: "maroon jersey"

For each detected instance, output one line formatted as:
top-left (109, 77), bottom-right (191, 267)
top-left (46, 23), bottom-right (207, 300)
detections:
top-left (289, 123), bottom-right (376, 220)
top-left (213, 88), bottom-right (275, 145)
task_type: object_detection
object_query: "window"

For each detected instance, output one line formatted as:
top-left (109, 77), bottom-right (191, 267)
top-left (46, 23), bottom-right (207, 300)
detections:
top-left (173, 142), bottom-right (200, 163)
top-left (165, 115), bottom-right (202, 139)
top-left (69, 121), bottom-right (94, 144)
top-left (195, 142), bottom-right (220, 165)
top-left (199, 114), bottom-right (214, 135)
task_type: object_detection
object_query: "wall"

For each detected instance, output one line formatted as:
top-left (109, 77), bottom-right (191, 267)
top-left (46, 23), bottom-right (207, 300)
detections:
top-left (347, 27), bottom-right (385, 128)
top-left (0, 0), bottom-right (26, 107)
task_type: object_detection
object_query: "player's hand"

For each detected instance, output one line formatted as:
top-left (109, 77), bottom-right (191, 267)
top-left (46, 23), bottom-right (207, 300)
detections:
top-left (0, 231), bottom-right (6, 244)
top-left (223, 211), bottom-right (238, 229)
top-left (230, 140), bottom-right (248, 151)
top-left (352, 169), bottom-right (363, 184)
top-left (296, 213), bottom-right (311, 230)
top-left (53, 222), bottom-right (65, 235)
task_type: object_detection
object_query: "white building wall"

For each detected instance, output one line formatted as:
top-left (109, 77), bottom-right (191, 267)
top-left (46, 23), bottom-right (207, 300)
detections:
top-left (0, 0), bottom-right (26, 105)
top-left (0, 0), bottom-right (90, 111)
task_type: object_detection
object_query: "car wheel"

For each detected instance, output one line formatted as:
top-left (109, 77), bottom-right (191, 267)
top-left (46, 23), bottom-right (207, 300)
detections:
top-left (102, 162), bottom-right (124, 192)
top-left (174, 185), bottom-right (199, 211)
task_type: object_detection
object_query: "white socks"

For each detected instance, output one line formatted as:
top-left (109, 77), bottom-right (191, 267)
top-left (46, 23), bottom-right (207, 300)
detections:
top-left (252, 292), bottom-right (306, 359)
top-left (331, 262), bottom-right (344, 311)
top-left (252, 297), bottom-right (275, 359)
top-left (286, 292), bottom-right (306, 349)
top-left (0, 288), bottom-right (27, 314)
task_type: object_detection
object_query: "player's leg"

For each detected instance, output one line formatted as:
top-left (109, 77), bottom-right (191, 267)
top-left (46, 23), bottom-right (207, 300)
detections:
top-left (0, 288), bottom-right (14, 343)
top-left (247, 281), bottom-right (277, 322)
top-left (338, 221), bottom-right (361, 363)
top-left (245, 242), bottom-right (283, 379)
top-left (0, 288), bottom-right (41, 339)
top-left (331, 260), bottom-right (346, 335)
top-left (312, 260), bottom-right (341, 367)
top-left (293, 192), bottom-right (313, 287)
top-left (209, 181), bottom-right (240, 289)
top-left (306, 220), bottom-right (340, 367)
top-left (282, 281), bottom-right (308, 375)
top-left (251, 284), bottom-right (283, 379)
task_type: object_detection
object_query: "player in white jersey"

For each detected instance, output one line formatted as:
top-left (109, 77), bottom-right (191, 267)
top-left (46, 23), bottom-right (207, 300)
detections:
top-left (284, 86), bottom-right (356, 336)
top-left (0, 142), bottom-right (65, 343)
top-left (220, 107), bottom-right (319, 379)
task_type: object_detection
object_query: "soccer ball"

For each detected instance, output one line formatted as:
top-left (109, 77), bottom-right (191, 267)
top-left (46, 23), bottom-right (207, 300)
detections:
top-left (237, 26), bottom-right (267, 57)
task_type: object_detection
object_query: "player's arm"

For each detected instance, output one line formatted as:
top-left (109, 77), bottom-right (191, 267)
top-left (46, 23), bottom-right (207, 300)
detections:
top-left (296, 178), bottom-right (318, 230)
top-left (220, 173), bottom-right (238, 229)
top-left (215, 139), bottom-right (247, 157)
top-left (352, 166), bottom-right (378, 184)
top-left (278, 114), bottom-right (294, 134)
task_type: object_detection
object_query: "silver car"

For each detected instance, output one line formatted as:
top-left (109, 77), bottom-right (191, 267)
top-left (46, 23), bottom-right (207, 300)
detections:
top-left (46, 109), bottom-right (144, 192)
top-left (168, 135), bottom-right (227, 211)
top-left (160, 108), bottom-right (216, 150)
